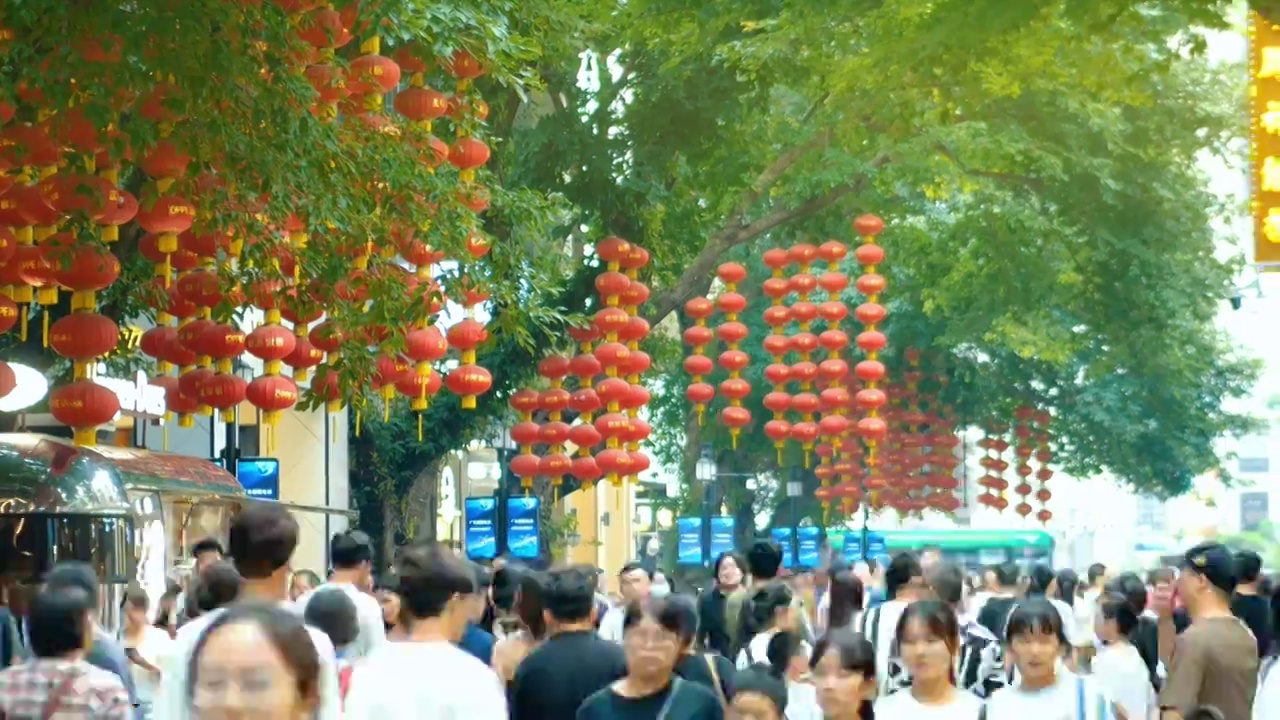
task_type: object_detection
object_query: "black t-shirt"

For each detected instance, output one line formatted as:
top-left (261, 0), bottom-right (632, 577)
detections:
top-left (576, 678), bottom-right (723, 720)
top-left (1231, 592), bottom-right (1272, 657)
top-left (512, 630), bottom-right (627, 720)
top-left (977, 596), bottom-right (1018, 640)
top-left (674, 653), bottom-right (733, 703)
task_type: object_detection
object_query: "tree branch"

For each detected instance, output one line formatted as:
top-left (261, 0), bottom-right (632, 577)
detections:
top-left (644, 152), bottom-right (888, 326)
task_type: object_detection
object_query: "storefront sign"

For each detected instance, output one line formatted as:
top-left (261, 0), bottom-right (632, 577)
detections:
top-left (772, 527), bottom-right (795, 568)
top-left (92, 365), bottom-right (166, 419)
top-left (1241, 491), bottom-right (1270, 531)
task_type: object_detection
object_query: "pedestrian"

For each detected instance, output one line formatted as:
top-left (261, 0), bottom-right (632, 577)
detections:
top-left (809, 628), bottom-right (876, 720)
top-left (1158, 543), bottom-right (1259, 720)
top-left (188, 603), bottom-right (321, 719)
top-left (984, 599), bottom-right (1117, 719)
top-left (43, 561), bottom-right (138, 708)
top-left (295, 531), bottom-right (387, 660)
top-left (121, 587), bottom-right (174, 720)
top-left (1231, 550), bottom-right (1272, 658)
top-left (736, 582), bottom-right (807, 669)
top-left (729, 665), bottom-right (789, 720)
top-left (457, 562), bottom-right (497, 664)
top-left (0, 585), bottom-right (131, 718)
top-left (576, 596), bottom-right (722, 719)
top-left (510, 565), bottom-right (627, 719)
top-left (1092, 592), bottom-right (1155, 720)
top-left (667, 594), bottom-right (734, 704)
top-left (492, 567), bottom-right (547, 686)
top-left (873, 600), bottom-right (982, 718)
top-left (177, 538), bottom-right (224, 625)
top-left (916, 562), bottom-right (1006, 699)
top-left (858, 551), bottom-right (928, 694)
top-left (763, 630), bottom-right (821, 719)
top-left (599, 562), bottom-right (651, 643)
top-left (697, 551), bottom-right (745, 657)
top-left (156, 502), bottom-right (342, 720)
top-left (344, 543), bottom-right (506, 719)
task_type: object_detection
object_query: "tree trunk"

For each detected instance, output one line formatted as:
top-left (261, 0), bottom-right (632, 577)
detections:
top-left (406, 458), bottom-right (444, 543)
top-left (380, 501), bottom-right (396, 567)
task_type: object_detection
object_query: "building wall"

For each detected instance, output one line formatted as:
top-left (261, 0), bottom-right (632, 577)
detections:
top-left (264, 406), bottom-right (351, 575)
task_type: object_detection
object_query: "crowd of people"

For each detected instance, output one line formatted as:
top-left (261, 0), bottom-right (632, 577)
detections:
top-left (0, 512), bottom-right (1276, 719)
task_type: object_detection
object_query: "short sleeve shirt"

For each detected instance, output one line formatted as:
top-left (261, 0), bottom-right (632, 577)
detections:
top-left (1158, 616), bottom-right (1258, 720)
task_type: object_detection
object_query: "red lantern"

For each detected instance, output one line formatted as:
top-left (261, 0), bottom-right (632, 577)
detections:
top-left (245, 324), bottom-right (297, 374)
top-left (49, 381), bottom-right (120, 446)
top-left (48, 312), bottom-right (119, 365)
top-left (245, 375), bottom-right (300, 425)
top-left (0, 361), bottom-right (14, 400)
top-left (446, 365), bottom-right (492, 409)
top-left (198, 373), bottom-right (248, 422)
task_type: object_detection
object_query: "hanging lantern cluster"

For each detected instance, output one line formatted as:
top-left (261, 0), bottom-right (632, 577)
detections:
top-left (850, 215), bottom-right (889, 506)
top-left (1034, 410), bottom-right (1054, 524)
top-left (1012, 405), bottom-right (1037, 518)
top-left (509, 389), bottom-right (541, 490)
top-left (814, 240), bottom-right (857, 512)
top-left (976, 423), bottom-right (1011, 510)
top-left (760, 248), bottom-right (793, 462)
top-left (620, 247), bottom-right (653, 484)
top-left (920, 365), bottom-right (962, 513)
top-left (715, 262), bottom-right (751, 448)
top-left (537, 355), bottom-right (572, 498)
top-left (592, 237), bottom-right (636, 486)
top-left (683, 295), bottom-right (716, 422)
top-left (567, 325), bottom-right (604, 488)
top-left (784, 244), bottom-right (820, 465)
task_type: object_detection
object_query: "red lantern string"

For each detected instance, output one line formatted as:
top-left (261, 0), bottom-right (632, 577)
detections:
top-left (568, 325), bottom-right (604, 489)
top-left (445, 287), bottom-right (493, 409)
top-left (977, 425), bottom-right (1011, 511)
top-left (620, 247), bottom-right (652, 488)
top-left (1013, 405), bottom-right (1036, 519)
top-left (508, 389), bottom-right (541, 491)
top-left (852, 214), bottom-right (888, 507)
top-left (1034, 410), bottom-right (1054, 524)
top-left (683, 296), bottom-right (715, 423)
top-left (786, 244), bottom-right (819, 466)
top-left (538, 355), bottom-right (572, 500)
top-left (761, 248), bottom-right (792, 463)
top-left (715, 262), bottom-right (750, 449)
top-left (815, 240), bottom-right (850, 521)
top-left (593, 237), bottom-right (635, 486)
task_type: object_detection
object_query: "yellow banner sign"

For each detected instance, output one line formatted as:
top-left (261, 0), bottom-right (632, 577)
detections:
top-left (1251, 12), bottom-right (1280, 265)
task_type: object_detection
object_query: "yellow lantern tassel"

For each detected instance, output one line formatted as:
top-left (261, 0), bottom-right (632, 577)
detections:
top-left (553, 484), bottom-right (560, 504)
top-left (41, 310), bottom-right (49, 347)
top-left (331, 414), bottom-right (337, 440)
top-left (417, 413), bottom-right (423, 442)
top-left (163, 425), bottom-right (169, 451)
top-left (19, 310), bottom-right (26, 342)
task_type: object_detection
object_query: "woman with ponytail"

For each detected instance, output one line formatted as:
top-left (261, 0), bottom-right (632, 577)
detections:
top-left (873, 600), bottom-right (980, 718)
top-left (810, 629), bottom-right (876, 720)
top-left (1093, 592), bottom-right (1155, 720)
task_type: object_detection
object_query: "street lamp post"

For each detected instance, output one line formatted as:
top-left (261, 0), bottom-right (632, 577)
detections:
top-left (491, 427), bottom-right (517, 557)
top-left (695, 443), bottom-right (717, 568)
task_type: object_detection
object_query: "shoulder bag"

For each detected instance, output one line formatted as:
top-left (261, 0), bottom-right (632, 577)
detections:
top-left (703, 654), bottom-right (728, 708)
top-left (656, 677), bottom-right (685, 720)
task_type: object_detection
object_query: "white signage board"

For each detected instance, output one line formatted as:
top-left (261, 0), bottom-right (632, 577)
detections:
top-left (92, 364), bottom-right (167, 419)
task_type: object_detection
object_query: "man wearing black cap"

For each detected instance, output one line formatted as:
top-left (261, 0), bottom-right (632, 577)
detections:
top-left (1157, 542), bottom-right (1258, 720)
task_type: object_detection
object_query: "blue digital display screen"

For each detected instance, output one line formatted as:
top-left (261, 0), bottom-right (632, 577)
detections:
top-left (506, 496), bottom-right (541, 560)
top-left (709, 516), bottom-right (735, 558)
top-left (771, 527), bottom-right (795, 568)
top-left (464, 497), bottom-right (497, 560)
top-left (676, 517), bottom-right (703, 565)
top-left (797, 526), bottom-right (821, 568)
top-left (235, 457), bottom-right (279, 501)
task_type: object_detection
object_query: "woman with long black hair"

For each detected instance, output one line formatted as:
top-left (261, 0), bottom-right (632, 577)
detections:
top-left (809, 629), bottom-right (876, 720)
top-left (1092, 593), bottom-right (1154, 720)
top-left (822, 570), bottom-right (864, 636)
top-left (873, 600), bottom-right (981, 718)
top-left (1024, 564), bottom-right (1081, 650)
top-left (698, 552), bottom-right (746, 657)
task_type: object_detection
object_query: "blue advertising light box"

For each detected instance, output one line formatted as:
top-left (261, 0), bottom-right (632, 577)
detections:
top-left (464, 497), bottom-right (498, 560)
top-left (796, 526), bottom-right (821, 568)
top-left (506, 496), bottom-right (541, 560)
top-left (771, 527), bottom-right (795, 568)
top-left (237, 457), bottom-right (280, 501)
top-left (676, 517), bottom-right (703, 566)
top-left (709, 516), bottom-right (735, 558)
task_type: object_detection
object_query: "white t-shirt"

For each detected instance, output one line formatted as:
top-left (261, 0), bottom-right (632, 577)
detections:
top-left (1047, 598), bottom-right (1083, 648)
top-left (735, 628), bottom-right (813, 670)
top-left (154, 603), bottom-right (341, 720)
top-left (784, 681), bottom-right (823, 720)
top-left (296, 581), bottom-right (388, 659)
top-left (873, 688), bottom-right (983, 719)
top-left (123, 625), bottom-right (173, 703)
top-left (344, 639), bottom-right (507, 720)
top-left (1255, 658), bottom-right (1280, 720)
top-left (986, 671), bottom-right (1116, 720)
top-left (598, 605), bottom-right (625, 644)
top-left (1091, 643), bottom-right (1152, 720)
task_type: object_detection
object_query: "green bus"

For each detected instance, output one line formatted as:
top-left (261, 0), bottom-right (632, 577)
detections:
top-left (831, 528), bottom-right (1055, 570)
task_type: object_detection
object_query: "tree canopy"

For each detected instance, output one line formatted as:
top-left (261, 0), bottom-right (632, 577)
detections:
top-left (0, 0), bottom-right (1258, 519)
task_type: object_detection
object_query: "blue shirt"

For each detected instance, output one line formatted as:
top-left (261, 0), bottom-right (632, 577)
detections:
top-left (458, 622), bottom-right (494, 665)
